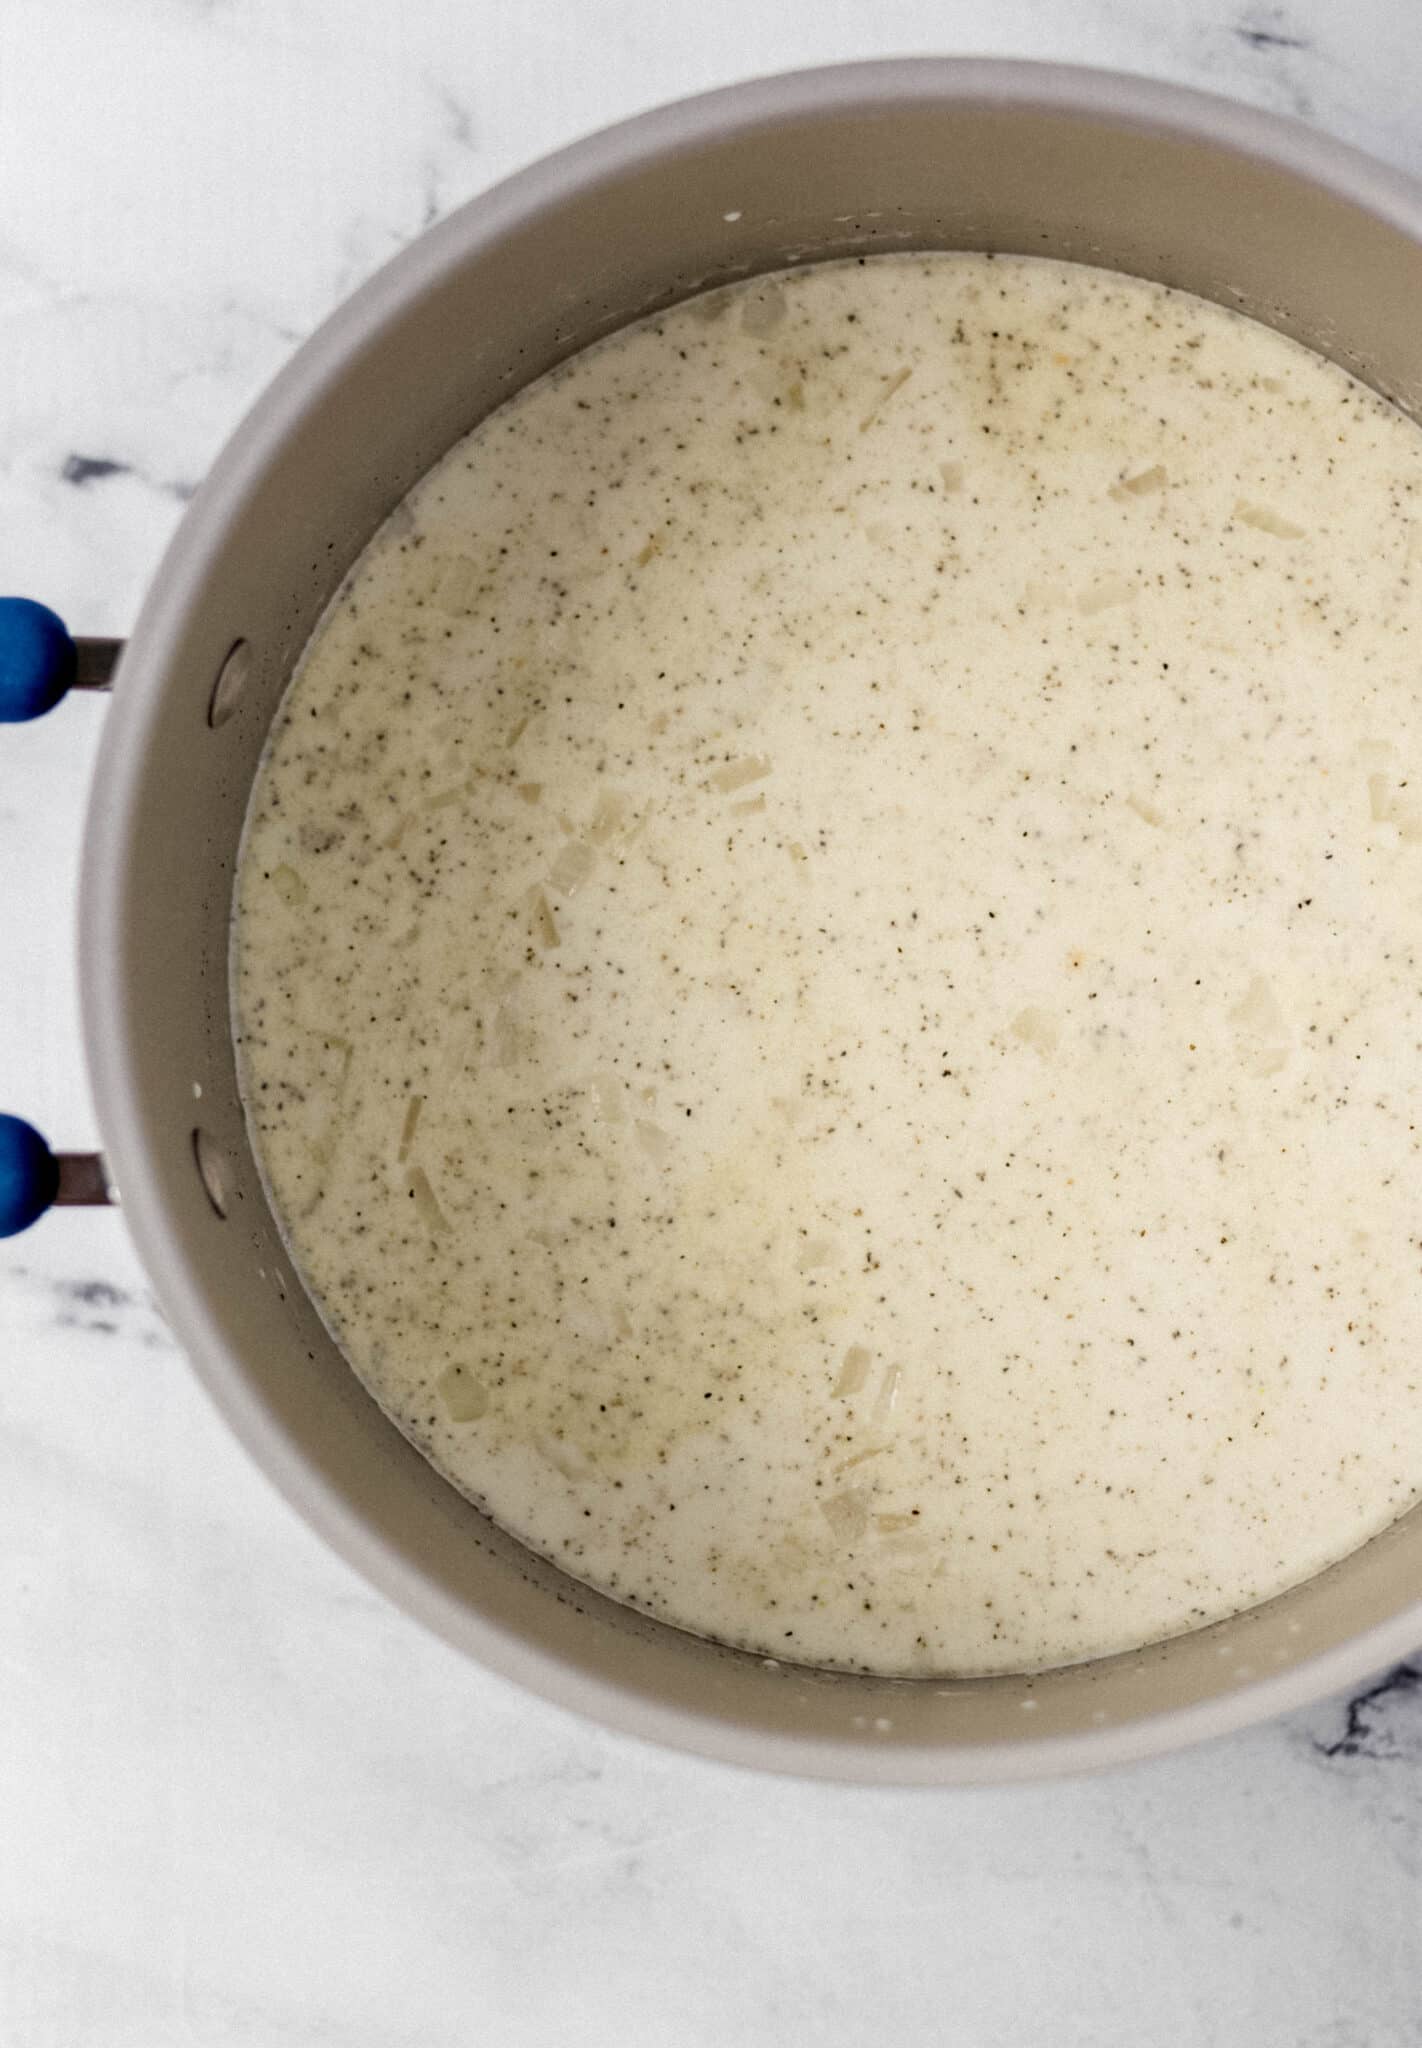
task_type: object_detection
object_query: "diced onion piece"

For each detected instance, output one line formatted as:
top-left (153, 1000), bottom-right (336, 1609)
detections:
top-left (397, 1094), bottom-right (424, 1163)
top-left (1233, 499), bottom-right (1306, 540)
top-left (436, 1365), bottom-right (488, 1422)
top-left (796, 1235), bottom-right (838, 1271)
top-left (549, 839), bottom-right (597, 897)
top-left (818, 1489), bottom-right (871, 1542)
top-left (408, 1166), bottom-right (448, 1237)
top-left (298, 1029), bottom-right (355, 1171)
top-left (710, 755), bottom-right (772, 794)
top-left (382, 782), bottom-right (467, 850)
top-left (1125, 794), bottom-right (1164, 827)
top-left (271, 863), bottom-right (307, 907)
top-left (488, 1002), bottom-right (530, 1069)
top-left (1231, 975), bottom-right (1286, 1039)
top-left (635, 1119), bottom-right (670, 1162)
top-left (587, 789), bottom-right (633, 844)
top-left (836, 1444), bottom-right (889, 1474)
top-left (834, 1344), bottom-right (872, 1397)
top-left (1367, 771), bottom-right (1422, 840)
top-left (1078, 577), bottom-right (1135, 615)
top-left (1011, 1007), bottom-right (1060, 1054)
top-left (1243, 1046), bottom-right (1289, 1077)
top-left (536, 1434), bottom-right (595, 1482)
top-left (858, 365), bottom-right (913, 432)
top-left (1109, 464), bottom-right (1167, 500)
top-left (590, 1071), bottom-right (626, 1126)
top-left (741, 281), bottom-right (788, 336)
top-left (529, 887), bottom-right (560, 949)
top-left (1230, 975), bottom-right (1290, 1077)
top-left (871, 1363), bottom-right (903, 1428)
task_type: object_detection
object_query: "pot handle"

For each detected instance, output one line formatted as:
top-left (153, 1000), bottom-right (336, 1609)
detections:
top-left (0, 597), bottom-right (120, 719)
top-left (0, 1119), bottom-right (113, 1234)
top-left (0, 598), bottom-right (119, 1232)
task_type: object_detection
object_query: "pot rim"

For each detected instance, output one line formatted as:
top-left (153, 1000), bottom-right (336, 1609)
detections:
top-left (79, 56), bottom-right (1422, 1783)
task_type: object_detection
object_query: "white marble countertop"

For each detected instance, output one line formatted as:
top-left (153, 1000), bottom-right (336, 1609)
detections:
top-left (3, 2), bottom-right (1422, 2041)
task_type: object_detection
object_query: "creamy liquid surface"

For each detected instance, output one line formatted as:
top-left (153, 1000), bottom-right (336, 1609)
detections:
top-left (235, 254), bottom-right (1422, 1676)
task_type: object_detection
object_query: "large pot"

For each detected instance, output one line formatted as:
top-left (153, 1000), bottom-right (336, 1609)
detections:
top-left (8, 59), bottom-right (1422, 1782)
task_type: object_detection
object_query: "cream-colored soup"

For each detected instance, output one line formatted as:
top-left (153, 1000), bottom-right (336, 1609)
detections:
top-left (235, 254), bottom-right (1422, 1675)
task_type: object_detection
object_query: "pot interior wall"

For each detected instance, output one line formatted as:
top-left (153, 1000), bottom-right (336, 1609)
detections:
top-left (90, 75), bottom-right (1422, 1773)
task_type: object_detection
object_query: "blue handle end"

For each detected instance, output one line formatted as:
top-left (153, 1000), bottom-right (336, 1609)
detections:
top-left (0, 599), bottom-right (76, 722)
top-left (0, 1115), bottom-right (60, 1236)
